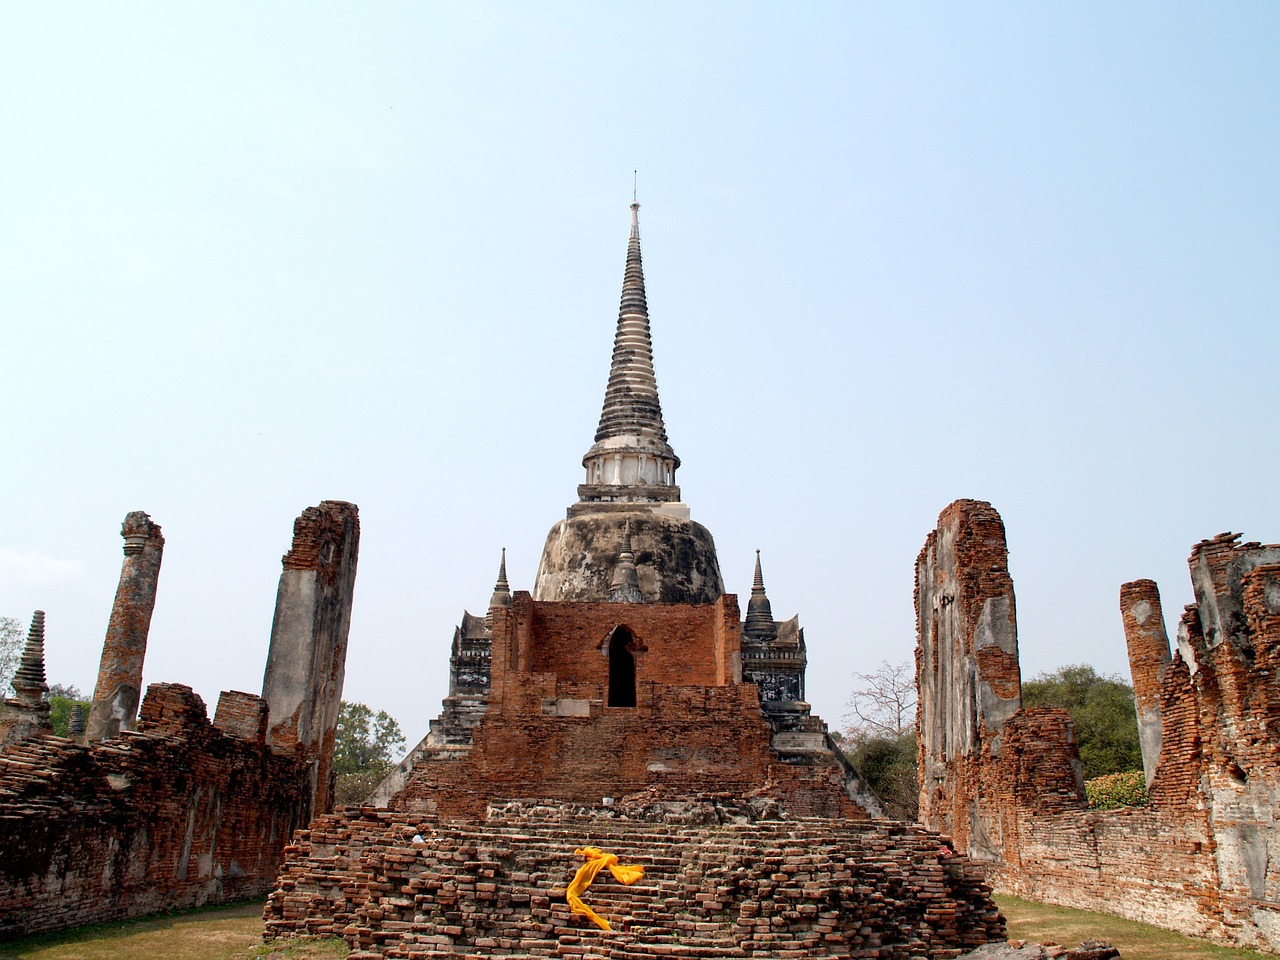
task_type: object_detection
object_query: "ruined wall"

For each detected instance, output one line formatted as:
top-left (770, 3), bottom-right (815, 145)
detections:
top-left (87, 511), bottom-right (164, 741)
top-left (392, 681), bottom-right (861, 820)
top-left (261, 499), bottom-right (360, 818)
top-left (0, 500), bottom-right (359, 938)
top-left (916, 503), bottom-right (1280, 952)
top-left (0, 683), bottom-right (309, 939)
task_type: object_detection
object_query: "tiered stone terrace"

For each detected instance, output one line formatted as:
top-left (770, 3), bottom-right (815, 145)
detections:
top-left (265, 801), bottom-right (1003, 959)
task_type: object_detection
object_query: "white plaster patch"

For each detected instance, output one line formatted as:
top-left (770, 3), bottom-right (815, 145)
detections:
top-left (1131, 599), bottom-right (1153, 625)
top-left (1264, 577), bottom-right (1280, 615)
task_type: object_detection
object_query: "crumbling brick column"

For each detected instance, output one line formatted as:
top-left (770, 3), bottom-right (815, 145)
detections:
top-left (87, 511), bottom-right (164, 742)
top-left (261, 500), bottom-right (360, 818)
top-left (915, 499), bottom-right (1023, 859)
top-left (1120, 579), bottom-right (1171, 786)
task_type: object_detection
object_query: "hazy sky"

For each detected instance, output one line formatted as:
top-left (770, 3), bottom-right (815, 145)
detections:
top-left (3, 3), bottom-right (1277, 743)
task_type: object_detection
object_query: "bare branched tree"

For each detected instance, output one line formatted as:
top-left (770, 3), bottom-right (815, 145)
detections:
top-left (0, 616), bottom-right (24, 693)
top-left (842, 659), bottom-right (917, 740)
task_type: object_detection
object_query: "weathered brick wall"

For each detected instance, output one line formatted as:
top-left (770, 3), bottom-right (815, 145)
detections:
top-left (264, 804), bottom-right (1005, 959)
top-left (395, 591), bottom-right (865, 822)
top-left (394, 680), bottom-right (862, 820)
top-left (916, 505), bottom-right (1280, 952)
top-left (0, 683), bottom-right (310, 939)
top-left (495, 593), bottom-right (738, 696)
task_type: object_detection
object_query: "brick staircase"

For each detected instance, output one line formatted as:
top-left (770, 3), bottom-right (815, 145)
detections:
top-left (265, 802), bottom-right (1004, 959)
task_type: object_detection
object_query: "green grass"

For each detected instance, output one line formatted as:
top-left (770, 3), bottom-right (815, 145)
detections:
top-left (1, 895), bottom-right (1273, 959)
top-left (996, 894), bottom-right (1273, 960)
top-left (0, 903), bottom-right (345, 960)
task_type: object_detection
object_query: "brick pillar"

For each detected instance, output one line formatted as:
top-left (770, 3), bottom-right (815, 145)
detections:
top-left (915, 499), bottom-right (1022, 858)
top-left (261, 500), bottom-right (360, 819)
top-left (1120, 579), bottom-right (1171, 787)
top-left (86, 512), bottom-right (164, 742)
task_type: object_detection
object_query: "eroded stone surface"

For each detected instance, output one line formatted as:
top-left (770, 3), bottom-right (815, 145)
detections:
top-left (917, 502), bottom-right (1280, 953)
top-left (86, 511), bottom-right (164, 742)
top-left (262, 499), bottom-right (360, 818)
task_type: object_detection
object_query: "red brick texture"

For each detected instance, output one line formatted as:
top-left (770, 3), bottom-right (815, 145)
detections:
top-left (0, 683), bottom-right (311, 939)
top-left (86, 511), bottom-right (165, 742)
top-left (264, 803), bottom-right (1005, 959)
top-left (393, 592), bottom-right (862, 821)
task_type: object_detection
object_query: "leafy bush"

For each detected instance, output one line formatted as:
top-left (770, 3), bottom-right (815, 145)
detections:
top-left (1022, 664), bottom-right (1143, 780)
top-left (1085, 770), bottom-right (1148, 810)
top-left (845, 730), bottom-right (919, 821)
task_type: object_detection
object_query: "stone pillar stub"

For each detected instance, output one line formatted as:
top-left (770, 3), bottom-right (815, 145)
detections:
top-left (1120, 578), bottom-right (1171, 787)
top-left (261, 500), bottom-right (360, 819)
top-left (87, 512), bottom-right (164, 742)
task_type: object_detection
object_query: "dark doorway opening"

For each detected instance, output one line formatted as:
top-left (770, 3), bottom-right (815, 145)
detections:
top-left (608, 627), bottom-right (637, 707)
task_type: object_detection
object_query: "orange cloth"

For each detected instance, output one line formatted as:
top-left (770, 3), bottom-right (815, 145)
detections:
top-left (566, 846), bottom-right (645, 931)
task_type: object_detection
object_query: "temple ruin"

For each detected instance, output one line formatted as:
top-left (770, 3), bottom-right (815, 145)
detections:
top-left (0, 501), bottom-right (359, 938)
top-left (916, 499), bottom-right (1280, 952)
top-left (265, 204), bottom-right (1005, 958)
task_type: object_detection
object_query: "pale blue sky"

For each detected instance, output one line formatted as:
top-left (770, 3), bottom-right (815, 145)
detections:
top-left (2, 3), bottom-right (1277, 739)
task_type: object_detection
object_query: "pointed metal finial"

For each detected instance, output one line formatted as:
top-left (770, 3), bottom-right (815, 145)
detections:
top-left (633, 170), bottom-right (637, 202)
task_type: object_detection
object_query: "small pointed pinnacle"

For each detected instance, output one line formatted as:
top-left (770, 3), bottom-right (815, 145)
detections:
top-left (609, 520), bottom-right (644, 603)
top-left (488, 548), bottom-right (512, 618)
top-left (68, 703), bottom-right (87, 737)
top-left (744, 551), bottom-right (775, 639)
top-left (11, 610), bottom-right (50, 703)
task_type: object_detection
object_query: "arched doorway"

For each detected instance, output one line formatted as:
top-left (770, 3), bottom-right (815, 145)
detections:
top-left (607, 627), bottom-right (637, 707)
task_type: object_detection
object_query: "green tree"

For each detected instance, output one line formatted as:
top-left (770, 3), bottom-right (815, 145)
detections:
top-left (334, 700), bottom-right (406, 806)
top-left (1021, 664), bottom-right (1142, 780)
top-left (847, 730), bottom-right (919, 821)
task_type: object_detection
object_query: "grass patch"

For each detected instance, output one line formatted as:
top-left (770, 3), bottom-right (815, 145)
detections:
top-left (0, 902), bottom-right (346, 960)
top-left (3, 894), bottom-right (1273, 960)
top-left (997, 894), bottom-right (1272, 960)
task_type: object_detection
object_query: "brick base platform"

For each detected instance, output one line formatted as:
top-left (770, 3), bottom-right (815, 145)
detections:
top-left (265, 800), bottom-right (1005, 959)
